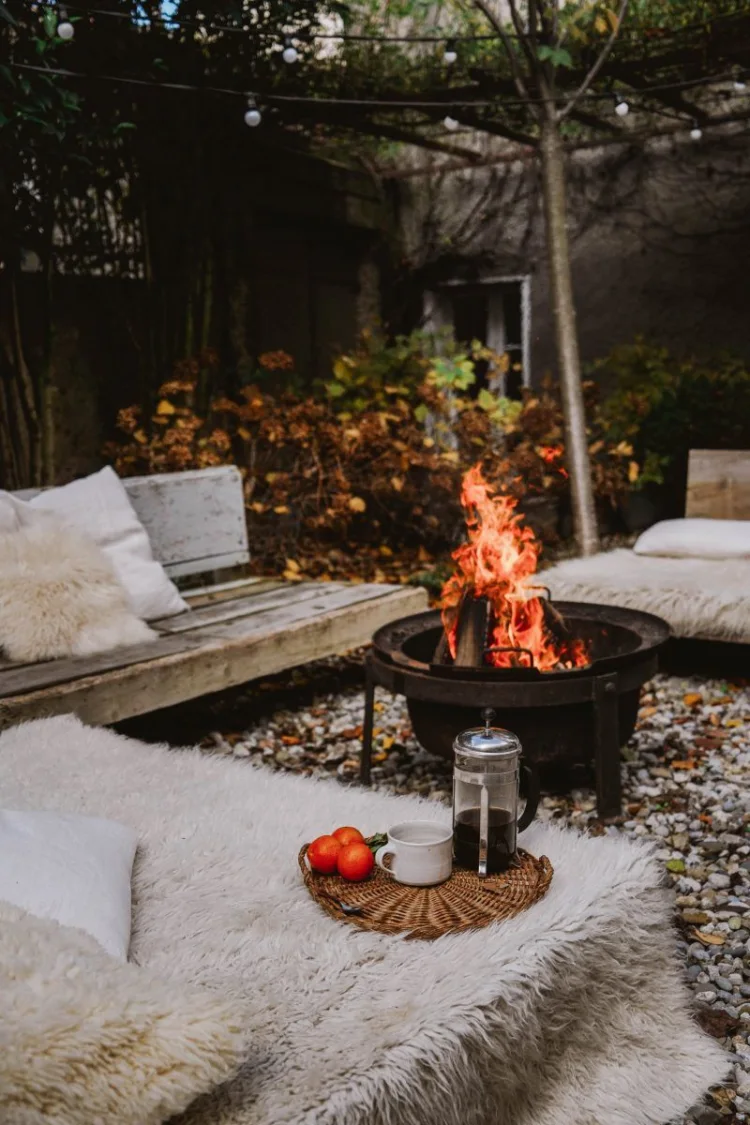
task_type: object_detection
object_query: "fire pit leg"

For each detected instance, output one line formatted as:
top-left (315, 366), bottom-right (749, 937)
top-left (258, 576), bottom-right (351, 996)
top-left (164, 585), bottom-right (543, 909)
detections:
top-left (360, 655), bottom-right (375, 786)
top-left (593, 673), bottom-right (622, 818)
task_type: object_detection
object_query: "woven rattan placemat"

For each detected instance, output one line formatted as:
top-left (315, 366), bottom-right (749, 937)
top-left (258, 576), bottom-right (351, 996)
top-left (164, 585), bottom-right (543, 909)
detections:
top-left (299, 845), bottom-right (553, 941)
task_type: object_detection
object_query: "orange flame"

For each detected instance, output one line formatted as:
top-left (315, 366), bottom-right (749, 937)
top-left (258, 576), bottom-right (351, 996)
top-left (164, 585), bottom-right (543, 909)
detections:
top-left (440, 465), bottom-right (589, 672)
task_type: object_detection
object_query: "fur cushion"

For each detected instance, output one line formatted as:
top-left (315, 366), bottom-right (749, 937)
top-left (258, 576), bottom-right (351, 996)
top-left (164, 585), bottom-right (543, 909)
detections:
top-left (0, 516), bottom-right (155, 661)
top-left (0, 900), bottom-right (245, 1125)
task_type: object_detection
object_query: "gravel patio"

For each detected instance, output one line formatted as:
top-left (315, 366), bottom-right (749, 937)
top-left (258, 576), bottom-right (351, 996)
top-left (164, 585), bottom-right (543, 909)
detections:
top-left (125, 656), bottom-right (750, 1125)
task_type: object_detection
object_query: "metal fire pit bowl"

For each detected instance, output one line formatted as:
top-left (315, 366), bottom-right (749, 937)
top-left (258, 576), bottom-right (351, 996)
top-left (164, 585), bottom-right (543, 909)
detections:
top-left (361, 602), bottom-right (670, 818)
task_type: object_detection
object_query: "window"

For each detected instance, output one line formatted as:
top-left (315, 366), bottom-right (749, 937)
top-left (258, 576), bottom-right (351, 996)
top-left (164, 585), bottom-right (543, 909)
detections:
top-left (423, 276), bottom-right (531, 398)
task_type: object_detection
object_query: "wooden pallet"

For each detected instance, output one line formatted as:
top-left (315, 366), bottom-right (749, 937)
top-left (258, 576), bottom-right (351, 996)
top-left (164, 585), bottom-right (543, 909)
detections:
top-left (1, 468), bottom-right (427, 730)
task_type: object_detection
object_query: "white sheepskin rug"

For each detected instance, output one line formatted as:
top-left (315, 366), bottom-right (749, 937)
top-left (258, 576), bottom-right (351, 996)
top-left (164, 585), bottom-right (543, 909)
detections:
top-left (545, 548), bottom-right (750, 643)
top-left (0, 901), bottom-right (244, 1125)
top-left (0, 518), bottom-right (154, 661)
top-left (0, 715), bottom-right (728, 1125)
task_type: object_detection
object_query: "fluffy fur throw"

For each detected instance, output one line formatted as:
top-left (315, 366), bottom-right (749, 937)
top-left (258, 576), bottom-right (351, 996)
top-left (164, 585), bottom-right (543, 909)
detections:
top-left (0, 900), bottom-right (244, 1125)
top-left (0, 517), bottom-right (154, 661)
top-left (545, 547), bottom-right (750, 643)
top-left (0, 715), bottom-right (727, 1125)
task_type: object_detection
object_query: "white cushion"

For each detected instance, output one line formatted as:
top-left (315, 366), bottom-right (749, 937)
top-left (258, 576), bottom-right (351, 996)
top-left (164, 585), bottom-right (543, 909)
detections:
top-left (634, 517), bottom-right (750, 560)
top-left (0, 808), bottom-right (137, 960)
top-left (3, 467), bottom-right (187, 620)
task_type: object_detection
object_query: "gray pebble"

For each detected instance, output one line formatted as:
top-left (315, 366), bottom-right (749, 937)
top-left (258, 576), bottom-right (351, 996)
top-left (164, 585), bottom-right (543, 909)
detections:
top-left (709, 873), bottom-right (732, 889)
top-left (715, 977), bottom-right (734, 992)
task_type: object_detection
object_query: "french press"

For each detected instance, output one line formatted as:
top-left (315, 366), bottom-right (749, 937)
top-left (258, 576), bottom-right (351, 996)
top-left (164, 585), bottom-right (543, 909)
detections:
top-left (452, 709), bottom-right (540, 877)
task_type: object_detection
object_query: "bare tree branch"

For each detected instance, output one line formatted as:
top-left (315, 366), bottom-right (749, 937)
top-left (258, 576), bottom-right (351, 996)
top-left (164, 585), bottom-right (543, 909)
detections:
top-left (557, 0), bottom-right (630, 122)
top-left (470, 0), bottom-right (532, 101)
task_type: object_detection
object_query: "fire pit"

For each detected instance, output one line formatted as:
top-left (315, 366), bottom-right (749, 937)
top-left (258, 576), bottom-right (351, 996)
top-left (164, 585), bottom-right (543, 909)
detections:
top-left (361, 601), bottom-right (669, 817)
top-left (360, 466), bottom-right (670, 817)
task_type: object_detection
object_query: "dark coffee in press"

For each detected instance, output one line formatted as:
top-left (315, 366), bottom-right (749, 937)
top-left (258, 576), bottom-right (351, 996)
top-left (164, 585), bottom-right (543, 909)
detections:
top-left (453, 808), bottom-right (517, 873)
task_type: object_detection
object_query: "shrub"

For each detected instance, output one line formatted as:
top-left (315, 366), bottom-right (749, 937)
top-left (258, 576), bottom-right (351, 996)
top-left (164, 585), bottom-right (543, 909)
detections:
top-left (595, 340), bottom-right (750, 491)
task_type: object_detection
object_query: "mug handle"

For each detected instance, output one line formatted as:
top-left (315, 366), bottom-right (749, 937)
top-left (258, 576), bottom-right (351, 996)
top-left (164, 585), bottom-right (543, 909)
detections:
top-left (375, 844), bottom-right (396, 873)
top-left (517, 758), bottom-right (540, 832)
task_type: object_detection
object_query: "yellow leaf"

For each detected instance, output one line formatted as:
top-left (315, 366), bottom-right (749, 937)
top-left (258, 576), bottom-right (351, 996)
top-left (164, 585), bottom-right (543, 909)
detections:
top-left (725, 719), bottom-right (743, 728)
top-left (606, 7), bottom-right (620, 31)
top-left (683, 693), bottom-right (702, 707)
top-left (391, 476), bottom-right (405, 492)
top-left (594, 14), bottom-right (608, 33)
top-left (382, 735), bottom-right (394, 750)
top-left (588, 440), bottom-right (604, 455)
top-left (274, 505), bottom-right (290, 515)
top-left (265, 472), bottom-right (280, 483)
top-left (283, 568), bottom-right (303, 582)
top-left (615, 441), bottom-right (633, 456)
top-left (156, 399), bottom-right (176, 415)
top-left (379, 544), bottom-right (393, 557)
top-left (332, 357), bottom-right (352, 380)
top-left (348, 496), bottom-right (366, 513)
top-left (344, 428), bottom-right (360, 440)
top-left (237, 427), bottom-right (251, 440)
top-left (423, 437), bottom-right (435, 449)
top-left (628, 460), bottom-right (640, 483)
top-left (250, 502), bottom-right (266, 513)
top-left (691, 929), bottom-right (725, 946)
top-left (418, 545), bottom-right (432, 563)
top-left (441, 450), bottom-right (460, 464)
top-left (133, 428), bottom-right (147, 445)
top-left (285, 557), bottom-right (300, 573)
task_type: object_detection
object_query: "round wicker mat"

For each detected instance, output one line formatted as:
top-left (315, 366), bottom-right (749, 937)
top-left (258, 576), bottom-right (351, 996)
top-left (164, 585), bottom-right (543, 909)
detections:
top-left (299, 845), bottom-right (553, 941)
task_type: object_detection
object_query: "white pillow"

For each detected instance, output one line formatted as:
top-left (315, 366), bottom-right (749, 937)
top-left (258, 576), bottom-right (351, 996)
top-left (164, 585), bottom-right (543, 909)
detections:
top-left (3, 467), bottom-right (187, 620)
top-left (0, 808), bottom-right (137, 960)
top-left (634, 517), bottom-right (750, 561)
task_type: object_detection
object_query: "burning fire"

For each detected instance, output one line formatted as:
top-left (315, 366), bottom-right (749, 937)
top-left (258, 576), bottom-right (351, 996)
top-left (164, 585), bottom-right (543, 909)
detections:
top-left (440, 465), bottom-right (590, 672)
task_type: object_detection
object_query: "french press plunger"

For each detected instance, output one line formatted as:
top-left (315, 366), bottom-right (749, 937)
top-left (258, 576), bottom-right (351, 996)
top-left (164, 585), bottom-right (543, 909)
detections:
top-left (452, 709), bottom-right (540, 877)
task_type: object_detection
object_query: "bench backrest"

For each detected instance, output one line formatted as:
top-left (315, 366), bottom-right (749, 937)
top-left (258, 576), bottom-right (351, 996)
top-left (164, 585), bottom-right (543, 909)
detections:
top-left (15, 466), bottom-right (250, 579)
top-left (686, 450), bottom-right (750, 521)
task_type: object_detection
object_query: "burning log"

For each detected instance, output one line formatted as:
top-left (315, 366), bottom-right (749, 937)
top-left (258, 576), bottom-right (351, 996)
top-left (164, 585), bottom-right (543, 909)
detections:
top-left (439, 465), bottom-right (591, 674)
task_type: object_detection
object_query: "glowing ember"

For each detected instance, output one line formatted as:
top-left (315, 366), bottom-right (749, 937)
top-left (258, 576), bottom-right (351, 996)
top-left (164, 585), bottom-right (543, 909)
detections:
top-left (440, 465), bottom-right (590, 672)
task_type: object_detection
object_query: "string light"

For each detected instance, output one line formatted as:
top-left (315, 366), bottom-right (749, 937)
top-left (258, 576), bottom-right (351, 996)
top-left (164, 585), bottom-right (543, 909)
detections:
top-left (281, 36), bottom-right (298, 64)
top-left (690, 121), bottom-right (703, 140)
top-left (244, 96), bottom-right (261, 126)
top-left (57, 7), bottom-right (74, 39)
top-left (443, 39), bottom-right (458, 65)
top-left (614, 95), bottom-right (629, 117)
top-left (443, 115), bottom-right (459, 131)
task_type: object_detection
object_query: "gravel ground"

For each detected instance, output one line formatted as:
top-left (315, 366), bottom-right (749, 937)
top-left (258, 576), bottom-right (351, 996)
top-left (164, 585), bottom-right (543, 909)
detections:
top-left (190, 663), bottom-right (749, 1125)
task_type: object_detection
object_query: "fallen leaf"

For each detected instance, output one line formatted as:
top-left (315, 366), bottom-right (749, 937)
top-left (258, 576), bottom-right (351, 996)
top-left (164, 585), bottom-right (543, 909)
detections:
top-left (709, 713), bottom-right (721, 727)
top-left (725, 719), bottom-right (743, 728)
top-left (283, 569), bottom-right (303, 582)
top-left (390, 476), bottom-right (404, 492)
top-left (628, 460), bottom-right (640, 483)
top-left (382, 735), bottom-right (394, 750)
top-left (672, 760), bottom-right (695, 770)
top-left (639, 706), bottom-right (657, 719)
top-left (285, 558), bottom-right (300, 573)
top-left (281, 735), bottom-right (301, 746)
top-left (348, 496), bottom-right (367, 513)
top-left (666, 858), bottom-right (686, 873)
top-left (274, 505), bottom-right (290, 515)
top-left (691, 929), bottom-right (725, 946)
top-left (156, 399), bottom-right (176, 415)
top-left (683, 692), bottom-right (702, 707)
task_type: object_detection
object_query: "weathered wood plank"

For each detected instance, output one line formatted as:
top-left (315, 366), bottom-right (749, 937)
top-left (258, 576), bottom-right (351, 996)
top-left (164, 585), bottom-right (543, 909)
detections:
top-left (182, 577), bottom-right (277, 608)
top-left (0, 634), bottom-right (209, 699)
top-left (156, 582), bottom-right (338, 634)
top-left (0, 586), bottom-right (428, 729)
top-left (123, 467), bottom-right (250, 577)
top-left (686, 450), bottom-right (750, 520)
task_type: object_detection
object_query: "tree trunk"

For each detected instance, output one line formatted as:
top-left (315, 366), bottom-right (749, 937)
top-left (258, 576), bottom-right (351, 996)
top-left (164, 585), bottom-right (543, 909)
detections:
top-left (539, 115), bottom-right (599, 556)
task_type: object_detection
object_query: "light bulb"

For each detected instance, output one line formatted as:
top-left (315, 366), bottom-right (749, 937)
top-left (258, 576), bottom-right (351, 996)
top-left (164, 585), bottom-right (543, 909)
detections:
top-left (244, 99), bottom-right (261, 127)
top-left (443, 40), bottom-right (457, 65)
top-left (57, 18), bottom-right (74, 39)
top-left (690, 125), bottom-right (702, 141)
top-left (615, 97), bottom-right (629, 117)
top-left (282, 38), bottom-right (298, 64)
top-left (443, 115), bottom-right (459, 131)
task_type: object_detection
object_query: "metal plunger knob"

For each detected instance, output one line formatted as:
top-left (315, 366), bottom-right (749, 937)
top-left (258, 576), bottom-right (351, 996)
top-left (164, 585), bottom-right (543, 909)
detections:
top-left (481, 707), bottom-right (496, 732)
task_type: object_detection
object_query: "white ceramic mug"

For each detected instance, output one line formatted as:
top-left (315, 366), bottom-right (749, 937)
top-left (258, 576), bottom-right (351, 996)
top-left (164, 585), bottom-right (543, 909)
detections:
top-left (375, 821), bottom-right (453, 887)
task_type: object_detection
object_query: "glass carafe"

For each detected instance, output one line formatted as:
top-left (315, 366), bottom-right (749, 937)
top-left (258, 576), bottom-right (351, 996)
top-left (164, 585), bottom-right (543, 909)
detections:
top-left (452, 709), bottom-right (540, 877)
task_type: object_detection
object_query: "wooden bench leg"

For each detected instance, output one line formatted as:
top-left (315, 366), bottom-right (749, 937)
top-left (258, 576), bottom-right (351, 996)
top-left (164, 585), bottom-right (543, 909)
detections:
top-left (360, 656), bottom-right (375, 787)
top-left (593, 673), bottom-right (622, 819)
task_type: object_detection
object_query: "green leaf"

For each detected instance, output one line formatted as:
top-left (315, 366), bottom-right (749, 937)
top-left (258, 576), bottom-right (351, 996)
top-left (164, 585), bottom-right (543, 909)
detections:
top-left (537, 44), bottom-right (574, 67)
top-left (413, 403), bottom-right (428, 423)
top-left (326, 381), bottom-right (346, 398)
top-left (42, 6), bottom-right (57, 37)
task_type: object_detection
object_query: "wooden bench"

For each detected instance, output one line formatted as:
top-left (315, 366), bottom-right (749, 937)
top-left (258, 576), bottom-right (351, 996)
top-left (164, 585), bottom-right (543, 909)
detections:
top-left (0, 466), bottom-right (428, 730)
